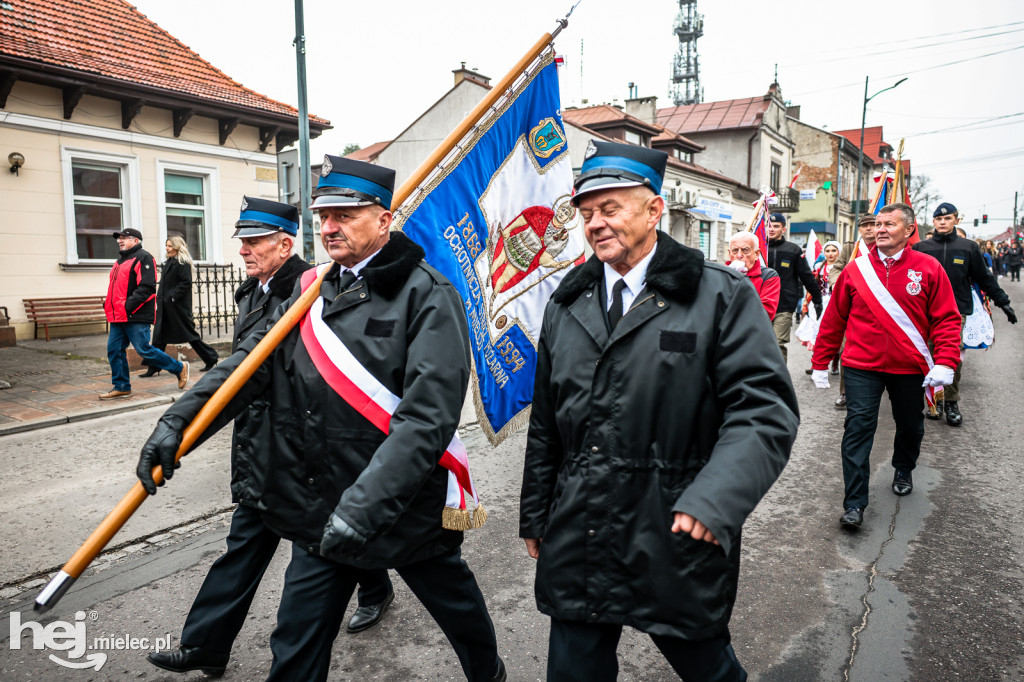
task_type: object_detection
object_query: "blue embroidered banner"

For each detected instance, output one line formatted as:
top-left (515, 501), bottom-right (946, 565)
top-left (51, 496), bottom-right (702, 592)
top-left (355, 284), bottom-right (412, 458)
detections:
top-left (398, 52), bottom-right (584, 444)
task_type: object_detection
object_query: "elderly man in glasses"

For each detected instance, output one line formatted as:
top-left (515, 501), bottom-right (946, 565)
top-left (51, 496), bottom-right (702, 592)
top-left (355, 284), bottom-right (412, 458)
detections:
top-left (728, 232), bottom-right (781, 318)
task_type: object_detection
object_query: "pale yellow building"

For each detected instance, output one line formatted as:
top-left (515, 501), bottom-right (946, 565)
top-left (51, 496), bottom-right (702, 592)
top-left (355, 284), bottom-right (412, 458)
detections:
top-left (0, 0), bottom-right (329, 339)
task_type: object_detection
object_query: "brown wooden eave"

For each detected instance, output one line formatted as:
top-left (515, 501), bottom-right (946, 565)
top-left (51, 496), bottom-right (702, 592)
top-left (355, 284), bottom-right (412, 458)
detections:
top-left (0, 55), bottom-right (331, 150)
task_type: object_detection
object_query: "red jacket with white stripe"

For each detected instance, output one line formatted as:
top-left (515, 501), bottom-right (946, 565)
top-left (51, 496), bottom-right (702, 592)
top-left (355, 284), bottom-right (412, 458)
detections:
top-left (811, 246), bottom-right (961, 374)
top-left (104, 243), bottom-right (157, 324)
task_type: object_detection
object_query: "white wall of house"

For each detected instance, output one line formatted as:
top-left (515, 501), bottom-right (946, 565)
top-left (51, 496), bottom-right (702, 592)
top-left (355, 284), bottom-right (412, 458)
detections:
top-left (0, 81), bottom-right (279, 338)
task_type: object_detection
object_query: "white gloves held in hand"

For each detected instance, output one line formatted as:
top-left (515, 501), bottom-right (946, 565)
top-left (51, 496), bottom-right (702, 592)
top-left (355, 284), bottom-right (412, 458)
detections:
top-left (922, 364), bottom-right (955, 388)
top-left (811, 369), bottom-right (830, 389)
top-left (727, 260), bottom-right (749, 274)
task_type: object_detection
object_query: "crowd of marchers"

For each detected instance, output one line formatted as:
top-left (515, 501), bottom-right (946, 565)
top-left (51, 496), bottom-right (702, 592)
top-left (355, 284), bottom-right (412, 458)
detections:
top-left (91, 140), bottom-right (1015, 682)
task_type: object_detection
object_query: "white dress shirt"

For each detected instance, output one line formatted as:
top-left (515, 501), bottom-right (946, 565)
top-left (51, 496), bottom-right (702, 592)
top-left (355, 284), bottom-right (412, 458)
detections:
top-left (603, 242), bottom-right (658, 318)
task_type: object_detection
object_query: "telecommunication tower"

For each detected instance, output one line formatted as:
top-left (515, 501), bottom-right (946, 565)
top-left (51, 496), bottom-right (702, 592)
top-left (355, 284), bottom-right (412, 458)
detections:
top-left (670, 0), bottom-right (703, 106)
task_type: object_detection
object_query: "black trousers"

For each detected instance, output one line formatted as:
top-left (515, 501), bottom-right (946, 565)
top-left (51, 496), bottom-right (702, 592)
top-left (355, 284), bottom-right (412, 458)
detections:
top-left (267, 544), bottom-right (498, 682)
top-left (180, 504), bottom-right (392, 653)
top-left (547, 618), bottom-right (746, 682)
top-left (841, 367), bottom-right (925, 510)
top-left (1010, 264), bottom-right (1021, 281)
top-left (144, 340), bottom-right (219, 367)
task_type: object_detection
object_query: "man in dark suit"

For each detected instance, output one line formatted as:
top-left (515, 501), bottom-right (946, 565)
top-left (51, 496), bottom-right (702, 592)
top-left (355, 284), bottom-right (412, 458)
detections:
top-left (143, 197), bottom-right (393, 677)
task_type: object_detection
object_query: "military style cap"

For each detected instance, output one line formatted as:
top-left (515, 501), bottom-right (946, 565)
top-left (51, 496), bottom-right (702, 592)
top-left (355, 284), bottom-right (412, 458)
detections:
top-left (232, 196), bottom-right (299, 238)
top-left (572, 140), bottom-right (668, 205)
top-left (112, 228), bottom-right (143, 240)
top-left (933, 202), bottom-right (958, 218)
top-left (311, 155), bottom-right (395, 210)
top-left (769, 213), bottom-right (787, 224)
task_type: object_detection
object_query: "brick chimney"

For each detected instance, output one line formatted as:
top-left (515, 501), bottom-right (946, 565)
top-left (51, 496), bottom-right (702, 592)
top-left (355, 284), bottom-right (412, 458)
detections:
top-left (453, 62), bottom-right (491, 87)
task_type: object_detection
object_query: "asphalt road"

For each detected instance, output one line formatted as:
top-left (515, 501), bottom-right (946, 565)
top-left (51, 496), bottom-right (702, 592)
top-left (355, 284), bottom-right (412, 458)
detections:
top-left (1, 279), bottom-right (1022, 680)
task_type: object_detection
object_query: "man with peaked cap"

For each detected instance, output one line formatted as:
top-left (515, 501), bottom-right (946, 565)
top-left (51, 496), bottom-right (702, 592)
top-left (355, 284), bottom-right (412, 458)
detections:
top-left (765, 212), bottom-right (823, 363)
top-left (137, 158), bottom-right (504, 682)
top-left (913, 201), bottom-right (1016, 426)
top-left (520, 140), bottom-right (799, 680)
top-left (142, 197), bottom-right (395, 676)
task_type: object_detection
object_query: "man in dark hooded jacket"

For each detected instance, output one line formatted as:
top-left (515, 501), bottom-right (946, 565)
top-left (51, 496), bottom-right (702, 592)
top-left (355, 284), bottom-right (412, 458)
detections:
top-left (520, 141), bottom-right (799, 681)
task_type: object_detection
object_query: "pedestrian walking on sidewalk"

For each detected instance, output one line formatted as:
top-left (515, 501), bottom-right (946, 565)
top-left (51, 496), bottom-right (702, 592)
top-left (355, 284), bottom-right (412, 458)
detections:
top-left (811, 203), bottom-right (962, 530)
top-left (140, 236), bottom-right (218, 377)
top-left (101, 229), bottom-right (189, 399)
top-left (520, 141), bottom-right (798, 681)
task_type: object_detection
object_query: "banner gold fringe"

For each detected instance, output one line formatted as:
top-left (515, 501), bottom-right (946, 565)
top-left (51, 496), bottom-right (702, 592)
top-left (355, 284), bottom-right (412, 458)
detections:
top-left (442, 507), bottom-right (472, 531)
top-left (472, 504), bottom-right (488, 529)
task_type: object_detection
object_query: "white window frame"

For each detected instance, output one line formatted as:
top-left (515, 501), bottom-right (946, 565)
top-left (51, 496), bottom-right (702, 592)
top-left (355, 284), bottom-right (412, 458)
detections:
top-left (61, 147), bottom-right (142, 265)
top-left (156, 160), bottom-right (222, 264)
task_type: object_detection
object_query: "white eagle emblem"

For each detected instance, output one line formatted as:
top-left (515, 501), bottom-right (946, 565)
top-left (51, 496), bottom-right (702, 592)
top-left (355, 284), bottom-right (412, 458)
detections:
top-left (240, 198), bottom-right (248, 212)
top-left (906, 269), bottom-right (923, 295)
top-left (584, 140), bottom-right (598, 159)
top-left (321, 155), bottom-right (333, 177)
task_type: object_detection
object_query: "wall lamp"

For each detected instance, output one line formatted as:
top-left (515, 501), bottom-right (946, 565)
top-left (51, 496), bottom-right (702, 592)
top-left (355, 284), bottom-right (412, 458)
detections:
top-left (9, 152), bottom-right (25, 176)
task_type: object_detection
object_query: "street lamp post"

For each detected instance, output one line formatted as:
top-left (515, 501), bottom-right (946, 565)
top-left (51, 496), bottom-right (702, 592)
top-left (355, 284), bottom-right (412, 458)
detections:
top-left (853, 76), bottom-right (908, 228)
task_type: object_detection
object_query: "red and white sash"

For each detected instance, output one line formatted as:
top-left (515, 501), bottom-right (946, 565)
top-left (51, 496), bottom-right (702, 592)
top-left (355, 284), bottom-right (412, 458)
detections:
top-left (847, 254), bottom-right (943, 409)
top-left (298, 264), bottom-right (485, 531)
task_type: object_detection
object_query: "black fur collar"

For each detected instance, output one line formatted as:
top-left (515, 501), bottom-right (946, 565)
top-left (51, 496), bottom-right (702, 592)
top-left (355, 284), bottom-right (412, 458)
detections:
top-left (324, 231), bottom-right (425, 299)
top-left (551, 231), bottom-right (704, 304)
top-left (235, 254), bottom-right (310, 303)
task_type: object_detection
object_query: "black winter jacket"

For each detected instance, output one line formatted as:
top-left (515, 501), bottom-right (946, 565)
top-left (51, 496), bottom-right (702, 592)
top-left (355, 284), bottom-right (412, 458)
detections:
top-left (519, 232), bottom-right (799, 639)
top-left (164, 234), bottom-right (470, 568)
top-left (227, 254), bottom-right (312, 507)
top-left (913, 231), bottom-right (1009, 314)
top-left (765, 237), bottom-right (821, 313)
top-left (153, 259), bottom-right (200, 346)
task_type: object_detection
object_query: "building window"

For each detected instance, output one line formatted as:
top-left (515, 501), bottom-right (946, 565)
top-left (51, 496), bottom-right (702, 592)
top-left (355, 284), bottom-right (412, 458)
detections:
top-left (61, 148), bottom-right (141, 264)
top-left (699, 220), bottom-right (711, 259)
top-left (157, 161), bottom-right (221, 263)
top-left (770, 162), bottom-right (781, 192)
top-left (624, 130), bottom-right (642, 145)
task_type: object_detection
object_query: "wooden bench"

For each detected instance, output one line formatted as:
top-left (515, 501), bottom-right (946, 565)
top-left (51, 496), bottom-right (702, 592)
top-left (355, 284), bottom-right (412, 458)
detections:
top-left (23, 296), bottom-right (108, 341)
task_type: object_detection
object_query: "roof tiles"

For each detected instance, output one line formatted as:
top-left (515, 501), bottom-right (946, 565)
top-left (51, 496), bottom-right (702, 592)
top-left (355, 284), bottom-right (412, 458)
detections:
top-left (656, 96), bottom-right (770, 133)
top-left (0, 0), bottom-right (327, 123)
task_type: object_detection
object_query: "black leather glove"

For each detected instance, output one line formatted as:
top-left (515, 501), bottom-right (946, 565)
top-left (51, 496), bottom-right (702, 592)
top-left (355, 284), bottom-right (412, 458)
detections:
top-left (1000, 304), bottom-right (1017, 324)
top-left (813, 302), bottom-right (823, 319)
top-left (320, 513), bottom-right (367, 558)
top-left (137, 415), bottom-right (186, 495)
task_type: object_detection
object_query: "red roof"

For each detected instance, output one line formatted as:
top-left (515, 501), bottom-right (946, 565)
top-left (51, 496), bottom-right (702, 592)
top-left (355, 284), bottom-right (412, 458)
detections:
top-left (0, 0), bottom-right (328, 124)
top-left (344, 140), bottom-right (391, 163)
top-left (656, 96), bottom-right (771, 134)
top-left (562, 105), bottom-right (703, 152)
top-left (834, 127), bottom-right (910, 174)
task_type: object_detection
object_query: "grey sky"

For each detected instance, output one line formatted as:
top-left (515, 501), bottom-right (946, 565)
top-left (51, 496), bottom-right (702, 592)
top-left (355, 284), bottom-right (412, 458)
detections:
top-left (130, 0), bottom-right (1023, 238)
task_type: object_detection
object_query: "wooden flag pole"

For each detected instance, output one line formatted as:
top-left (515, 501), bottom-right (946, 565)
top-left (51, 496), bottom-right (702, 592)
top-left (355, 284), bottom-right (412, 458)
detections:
top-left (746, 196), bottom-right (766, 233)
top-left (35, 11), bottom-right (576, 614)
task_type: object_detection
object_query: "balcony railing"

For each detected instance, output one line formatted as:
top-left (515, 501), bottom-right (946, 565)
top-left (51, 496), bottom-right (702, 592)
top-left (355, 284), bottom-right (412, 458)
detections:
top-left (772, 187), bottom-right (800, 213)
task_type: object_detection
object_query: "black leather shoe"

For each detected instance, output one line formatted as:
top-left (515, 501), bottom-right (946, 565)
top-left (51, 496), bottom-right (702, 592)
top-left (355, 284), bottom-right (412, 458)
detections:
top-left (492, 657), bottom-right (507, 682)
top-left (346, 587), bottom-right (395, 633)
top-left (840, 507), bottom-right (863, 529)
top-left (945, 401), bottom-right (962, 427)
top-left (147, 646), bottom-right (228, 677)
top-left (201, 360), bottom-right (218, 372)
top-left (924, 408), bottom-right (941, 420)
top-left (138, 366), bottom-right (161, 378)
top-left (892, 469), bottom-right (913, 496)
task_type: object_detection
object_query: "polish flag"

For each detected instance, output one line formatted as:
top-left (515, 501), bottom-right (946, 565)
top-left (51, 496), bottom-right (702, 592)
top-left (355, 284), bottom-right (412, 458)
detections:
top-left (805, 229), bottom-right (822, 270)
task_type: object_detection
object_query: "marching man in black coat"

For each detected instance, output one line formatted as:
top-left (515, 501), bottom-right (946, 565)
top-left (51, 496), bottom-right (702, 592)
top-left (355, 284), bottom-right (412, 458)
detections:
top-left (138, 160), bottom-right (504, 682)
top-left (520, 141), bottom-right (800, 681)
top-left (142, 198), bottom-right (394, 676)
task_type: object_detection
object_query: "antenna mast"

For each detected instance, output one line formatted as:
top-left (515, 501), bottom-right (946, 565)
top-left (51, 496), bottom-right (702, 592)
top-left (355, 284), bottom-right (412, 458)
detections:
top-left (670, 0), bottom-right (703, 106)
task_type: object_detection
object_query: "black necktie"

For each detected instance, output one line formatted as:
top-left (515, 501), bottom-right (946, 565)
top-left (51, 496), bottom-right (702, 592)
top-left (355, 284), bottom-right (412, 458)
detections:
top-left (252, 286), bottom-right (268, 308)
top-left (337, 270), bottom-right (357, 290)
top-left (608, 279), bottom-right (627, 330)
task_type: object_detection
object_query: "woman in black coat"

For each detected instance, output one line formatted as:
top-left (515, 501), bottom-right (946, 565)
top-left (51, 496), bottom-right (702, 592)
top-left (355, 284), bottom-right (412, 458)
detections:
top-left (141, 236), bottom-right (218, 375)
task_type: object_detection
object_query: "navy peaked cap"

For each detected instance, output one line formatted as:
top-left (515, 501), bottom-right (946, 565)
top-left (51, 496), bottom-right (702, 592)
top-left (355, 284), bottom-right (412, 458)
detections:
top-left (312, 155), bottom-right (395, 209)
top-left (233, 196), bottom-right (299, 238)
top-left (933, 202), bottom-right (958, 217)
top-left (572, 140), bottom-right (667, 205)
top-left (769, 213), bottom-right (787, 224)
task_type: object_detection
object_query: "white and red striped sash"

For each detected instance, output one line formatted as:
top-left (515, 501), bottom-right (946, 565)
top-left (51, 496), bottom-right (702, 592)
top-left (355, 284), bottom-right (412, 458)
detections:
top-left (298, 264), bottom-right (485, 530)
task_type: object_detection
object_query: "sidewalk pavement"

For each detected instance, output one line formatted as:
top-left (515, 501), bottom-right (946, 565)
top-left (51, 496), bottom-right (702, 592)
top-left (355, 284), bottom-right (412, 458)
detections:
top-left (0, 332), bottom-right (234, 437)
